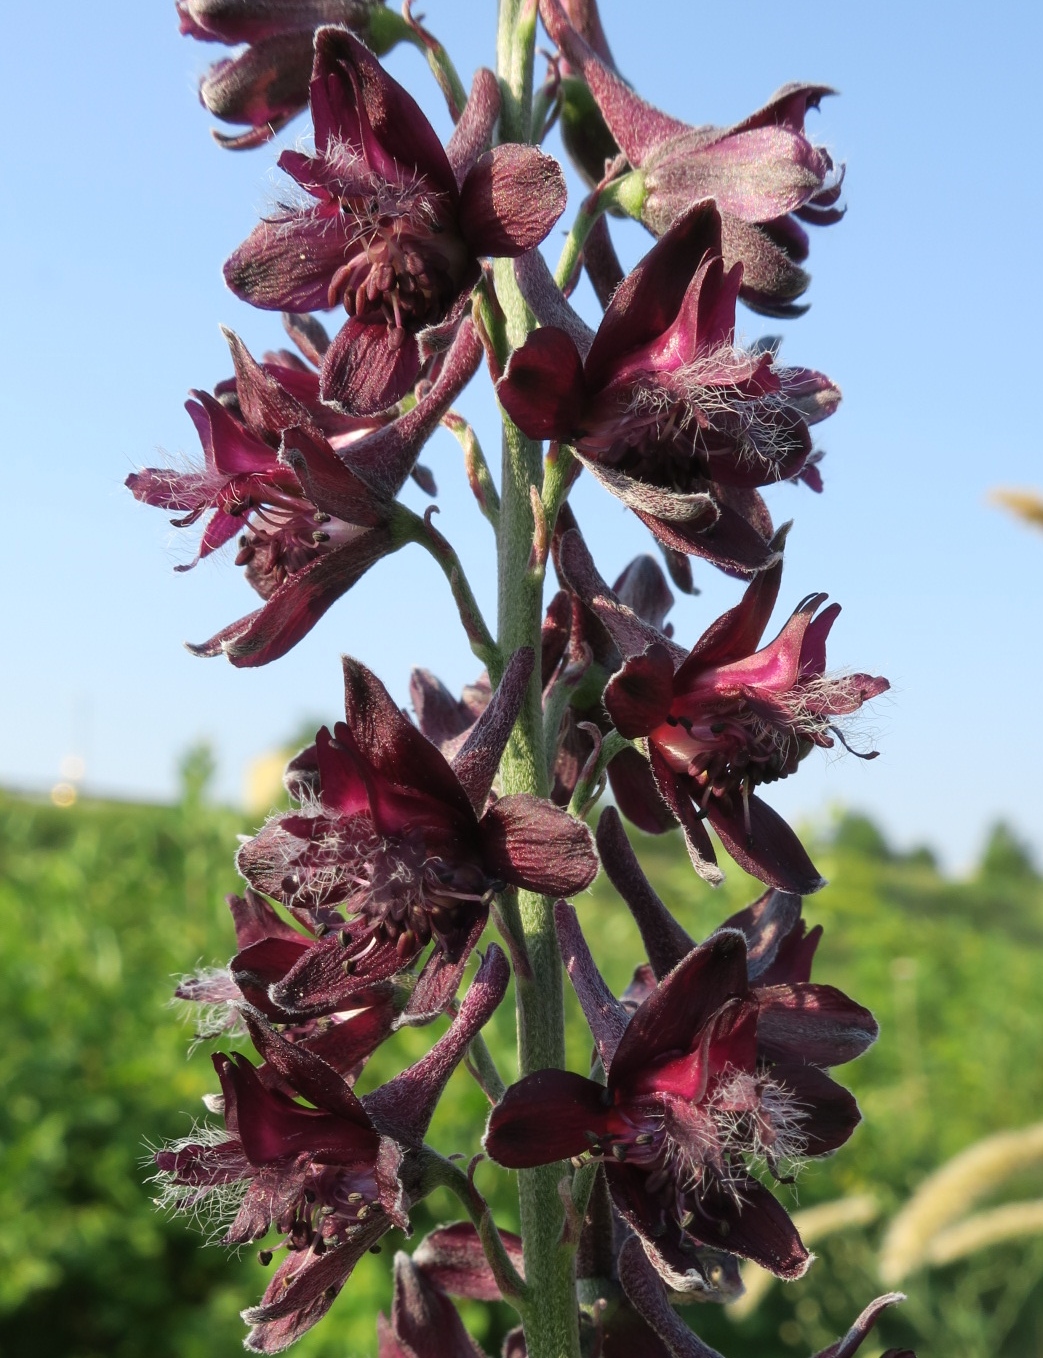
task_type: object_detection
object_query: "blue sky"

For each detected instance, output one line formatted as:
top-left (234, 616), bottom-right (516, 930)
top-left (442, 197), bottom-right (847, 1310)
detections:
top-left (3, 0), bottom-right (1041, 870)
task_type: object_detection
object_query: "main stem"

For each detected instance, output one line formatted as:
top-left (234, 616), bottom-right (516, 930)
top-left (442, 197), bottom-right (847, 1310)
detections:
top-left (495, 6), bottom-right (581, 1353)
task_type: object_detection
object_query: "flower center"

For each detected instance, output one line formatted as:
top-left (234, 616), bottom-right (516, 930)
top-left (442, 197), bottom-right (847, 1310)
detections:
top-left (327, 195), bottom-right (469, 345)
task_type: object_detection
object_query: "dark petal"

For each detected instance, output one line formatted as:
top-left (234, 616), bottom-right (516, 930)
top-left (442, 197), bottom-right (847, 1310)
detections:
top-left (298, 999), bottom-right (399, 1080)
top-left (231, 936), bottom-right (313, 1016)
top-left (365, 945), bottom-right (509, 1146)
top-left (187, 389), bottom-right (276, 476)
top-left (537, 0), bottom-right (687, 165)
top-left (555, 900), bottom-right (630, 1068)
top-left (613, 556), bottom-right (674, 631)
top-left (279, 425), bottom-right (387, 526)
top-left (387, 1253), bottom-right (486, 1358)
top-left (606, 746), bottom-right (678, 835)
top-left (244, 1228), bottom-right (385, 1351)
top-left (459, 145), bottom-right (567, 256)
top-left (595, 808), bottom-right (693, 981)
top-left (223, 327), bottom-right (314, 440)
top-left (224, 204), bottom-right (354, 312)
top-left (604, 644), bottom-right (677, 739)
top-left (682, 1172), bottom-right (809, 1278)
top-left (410, 668), bottom-right (477, 751)
top-left (154, 1136), bottom-right (247, 1189)
top-left (585, 202), bottom-right (723, 389)
top-left (187, 527), bottom-right (394, 667)
top-left (411, 1222), bottom-right (525, 1301)
top-left (629, 492), bottom-right (779, 579)
top-left (609, 931), bottom-right (749, 1088)
top-left (718, 888), bottom-right (805, 983)
top-left (757, 983), bottom-right (878, 1067)
top-left (451, 646), bottom-right (534, 813)
top-left (284, 310), bottom-right (330, 363)
top-left (403, 912), bottom-right (489, 1023)
top-left (813, 1293), bottom-right (907, 1358)
top-left (720, 216), bottom-right (810, 316)
top-left (445, 67), bottom-right (500, 183)
top-left (312, 29), bottom-right (457, 197)
top-left (758, 920), bottom-right (822, 987)
top-left (242, 1008), bottom-right (374, 1125)
top-left (514, 248), bottom-right (596, 358)
top-left (229, 887), bottom-right (308, 950)
top-left (479, 794), bottom-right (598, 896)
top-left (485, 1069), bottom-right (612, 1167)
top-left (340, 657), bottom-right (476, 821)
top-left (271, 931), bottom-right (412, 1019)
top-left (320, 319), bottom-right (422, 417)
top-left (646, 750), bottom-right (722, 886)
top-left (557, 529), bottom-right (686, 665)
top-left (677, 557), bottom-right (783, 681)
top-left (706, 793), bottom-right (826, 895)
top-left (497, 327), bottom-right (586, 441)
top-left (771, 1061), bottom-right (861, 1155)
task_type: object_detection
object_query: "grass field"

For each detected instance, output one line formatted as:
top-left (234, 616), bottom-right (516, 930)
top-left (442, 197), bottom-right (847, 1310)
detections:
top-left (3, 767), bottom-right (1043, 1357)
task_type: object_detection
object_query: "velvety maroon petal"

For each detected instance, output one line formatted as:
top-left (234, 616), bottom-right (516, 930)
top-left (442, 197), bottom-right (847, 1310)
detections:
top-left (595, 808), bottom-right (693, 981)
top-left (459, 145), bottom-right (567, 256)
top-left (718, 888), bottom-right (805, 983)
top-left (479, 793), bottom-right (598, 896)
top-left (242, 1009), bottom-right (374, 1125)
top-left (339, 658), bottom-right (476, 820)
top-left (187, 527), bottom-right (393, 667)
top-left (757, 983), bottom-right (878, 1067)
top-left (616, 1235), bottom-right (726, 1355)
top-left (497, 327), bottom-right (586, 441)
top-left (321, 319), bottom-right (422, 416)
top-left (387, 1253), bottom-right (486, 1358)
top-left (706, 792), bottom-right (826, 895)
top-left (646, 748), bottom-right (722, 886)
top-left (629, 494), bottom-right (778, 578)
top-left (606, 746), bottom-right (677, 835)
top-left (313, 29), bottom-right (457, 197)
top-left (244, 1230), bottom-right (382, 1350)
top-left (604, 644), bottom-right (677, 739)
top-left (679, 558), bottom-right (782, 680)
top-left (231, 936), bottom-right (313, 1016)
top-left (770, 1060), bottom-right (861, 1154)
top-left (450, 646), bottom-right (534, 813)
top-left (585, 202), bottom-right (723, 390)
top-left (720, 216), bottom-right (810, 317)
top-left (411, 1223), bottom-right (525, 1301)
top-left (555, 900), bottom-right (630, 1068)
top-left (485, 1069), bottom-right (612, 1167)
top-left (403, 913), bottom-right (489, 1023)
top-left (224, 205), bottom-right (353, 312)
top-left (229, 887), bottom-right (308, 950)
top-left (270, 931), bottom-right (410, 1018)
top-left (279, 426), bottom-right (386, 526)
top-left (610, 931), bottom-right (749, 1087)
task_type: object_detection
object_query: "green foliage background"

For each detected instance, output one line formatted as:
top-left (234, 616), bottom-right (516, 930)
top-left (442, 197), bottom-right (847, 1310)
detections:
top-left (3, 770), bottom-right (1043, 1357)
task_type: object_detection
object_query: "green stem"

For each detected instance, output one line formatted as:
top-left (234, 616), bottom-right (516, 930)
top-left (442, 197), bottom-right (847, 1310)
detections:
top-left (399, 506), bottom-right (498, 668)
top-left (553, 171), bottom-right (646, 290)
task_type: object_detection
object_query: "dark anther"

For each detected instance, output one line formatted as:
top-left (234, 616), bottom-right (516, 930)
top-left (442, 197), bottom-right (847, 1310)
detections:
top-left (611, 1143), bottom-right (628, 1162)
top-left (369, 1245), bottom-right (382, 1255)
top-left (258, 1249), bottom-right (273, 1266)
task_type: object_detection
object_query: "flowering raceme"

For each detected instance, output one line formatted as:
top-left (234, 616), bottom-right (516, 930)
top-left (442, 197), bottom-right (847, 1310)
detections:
top-left (143, 2), bottom-right (915, 1354)
top-left (500, 203), bottom-right (838, 574)
top-left (224, 29), bottom-right (566, 413)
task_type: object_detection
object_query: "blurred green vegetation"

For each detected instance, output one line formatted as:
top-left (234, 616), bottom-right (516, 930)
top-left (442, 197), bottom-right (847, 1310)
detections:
top-left (3, 766), bottom-right (1043, 1358)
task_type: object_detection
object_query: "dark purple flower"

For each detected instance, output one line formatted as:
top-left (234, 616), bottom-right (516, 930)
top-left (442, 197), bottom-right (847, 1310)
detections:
top-left (224, 31), bottom-right (566, 414)
top-left (177, 0), bottom-right (394, 150)
top-left (559, 530), bottom-right (888, 892)
top-left (129, 318), bottom-right (481, 666)
top-left (487, 906), bottom-right (861, 1290)
top-left (154, 945), bottom-right (508, 1354)
top-left (597, 806), bottom-right (879, 1071)
top-left (377, 1249), bottom-right (489, 1358)
top-left (500, 205), bottom-right (839, 575)
top-left (237, 649), bottom-right (598, 1020)
top-left (539, 0), bottom-right (843, 317)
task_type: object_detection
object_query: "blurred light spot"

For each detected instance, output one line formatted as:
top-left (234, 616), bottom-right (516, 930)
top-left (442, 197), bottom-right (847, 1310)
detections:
top-left (51, 782), bottom-right (77, 807)
top-left (60, 754), bottom-right (86, 780)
